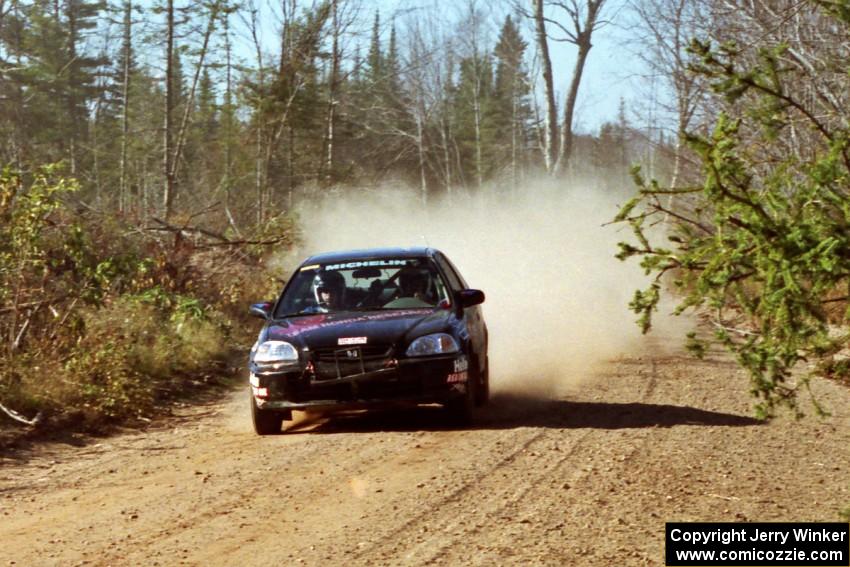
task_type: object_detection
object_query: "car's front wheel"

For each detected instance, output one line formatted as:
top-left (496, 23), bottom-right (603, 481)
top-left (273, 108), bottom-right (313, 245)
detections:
top-left (475, 355), bottom-right (490, 407)
top-left (445, 368), bottom-right (477, 425)
top-left (251, 393), bottom-right (282, 435)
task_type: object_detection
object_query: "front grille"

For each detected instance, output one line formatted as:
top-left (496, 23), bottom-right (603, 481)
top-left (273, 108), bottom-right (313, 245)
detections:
top-left (312, 345), bottom-right (392, 361)
top-left (312, 344), bottom-right (394, 380)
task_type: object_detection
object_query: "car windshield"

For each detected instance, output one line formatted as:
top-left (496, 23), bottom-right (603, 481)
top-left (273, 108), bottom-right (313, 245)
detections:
top-left (275, 257), bottom-right (452, 317)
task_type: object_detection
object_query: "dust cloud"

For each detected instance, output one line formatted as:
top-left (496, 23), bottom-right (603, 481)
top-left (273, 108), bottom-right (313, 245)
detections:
top-left (282, 178), bottom-right (674, 398)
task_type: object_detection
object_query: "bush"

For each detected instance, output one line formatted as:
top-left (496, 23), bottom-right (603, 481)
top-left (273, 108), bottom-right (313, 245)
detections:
top-left (0, 164), bottom-right (296, 433)
top-left (59, 294), bottom-right (230, 421)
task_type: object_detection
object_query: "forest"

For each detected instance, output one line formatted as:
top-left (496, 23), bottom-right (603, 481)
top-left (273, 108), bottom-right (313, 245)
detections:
top-left (1, 0), bottom-right (850, 429)
top-left (0, 0), bottom-right (648, 220)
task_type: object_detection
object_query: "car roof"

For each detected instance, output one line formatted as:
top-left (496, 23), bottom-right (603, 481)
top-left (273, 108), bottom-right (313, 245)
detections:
top-left (302, 246), bottom-right (440, 266)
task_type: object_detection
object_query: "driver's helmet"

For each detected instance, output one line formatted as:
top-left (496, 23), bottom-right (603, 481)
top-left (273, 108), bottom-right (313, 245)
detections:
top-left (314, 270), bottom-right (346, 306)
top-left (398, 266), bottom-right (431, 298)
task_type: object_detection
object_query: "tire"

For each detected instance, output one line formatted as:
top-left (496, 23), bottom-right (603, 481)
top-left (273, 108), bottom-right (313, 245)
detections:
top-left (445, 368), bottom-right (476, 426)
top-left (251, 392), bottom-right (282, 435)
top-left (474, 355), bottom-right (490, 407)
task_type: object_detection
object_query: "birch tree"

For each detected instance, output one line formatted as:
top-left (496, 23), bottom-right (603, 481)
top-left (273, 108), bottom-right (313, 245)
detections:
top-left (627, 0), bottom-right (708, 190)
top-left (528, 0), bottom-right (607, 176)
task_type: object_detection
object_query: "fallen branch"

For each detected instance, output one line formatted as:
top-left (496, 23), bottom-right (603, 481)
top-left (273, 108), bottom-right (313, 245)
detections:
top-left (148, 217), bottom-right (230, 242)
top-left (0, 294), bottom-right (70, 316)
top-left (49, 296), bottom-right (81, 340)
top-left (146, 217), bottom-right (294, 248)
top-left (12, 316), bottom-right (31, 351)
top-left (0, 401), bottom-right (42, 427)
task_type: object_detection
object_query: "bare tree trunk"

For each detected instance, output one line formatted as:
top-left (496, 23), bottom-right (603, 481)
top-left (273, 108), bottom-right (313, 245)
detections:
top-left (553, 39), bottom-right (591, 175)
top-left (323, 0), bottom-right (339, 187)
top-left (119, 0), bottom-right (131, 214)
top-left (162, 0), bottom-right (175, 220)
top-left (275, 0), bottom-right (295, 213)
top-left (168, 1), bottom-right (221, 185)
top-left (511, 86), bottom-right (518, 192)
top-left (533, 0), bottom-right (558, 174)
top-left (66, 3), bottom-right (78, 175)
top-left (222, 11), bottom-right (240, 235)
top-left (669, 104), bottom-right (685, 190)
top-left (245, 2), bottom-right (266, 225)
top-left (416, 111), bottom-right (428, 205)
top-left (287, 124), bottom-right (294, 209)
top-left (141, 160), bottom-right (147, 219)
top-left (473, 79), bottom-right (483, 189)
top-left (256, 125), bottom-right (263, 225)
top-left (440, 49), bottom-right (454, 197)
top-left (664, 99), bottom-right (687, 222)
top-left (628, 0), bottom-right (706, 200)
top-left (92, 102), bottom-right (101, 201)
top-left (440, 113), bottom-right (452, 198)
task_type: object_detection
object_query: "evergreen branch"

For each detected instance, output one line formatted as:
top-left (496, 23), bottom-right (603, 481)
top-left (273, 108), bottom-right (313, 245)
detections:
top-left (645, 195), bottom-right (714, 234)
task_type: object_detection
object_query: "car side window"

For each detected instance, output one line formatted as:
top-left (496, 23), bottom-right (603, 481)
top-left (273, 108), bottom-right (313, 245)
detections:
top-left (434, 253), bottom-right (463, 291)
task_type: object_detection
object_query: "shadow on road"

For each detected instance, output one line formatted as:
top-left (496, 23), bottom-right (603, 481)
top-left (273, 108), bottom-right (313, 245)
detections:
top-left (288, 394), bottom-right (762, 434)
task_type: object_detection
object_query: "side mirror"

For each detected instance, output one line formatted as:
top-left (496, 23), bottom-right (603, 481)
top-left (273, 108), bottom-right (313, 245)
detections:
top-left (457, 289), bottom-right (485, 308)
top-left (249, 301), bottom-right (273, 319)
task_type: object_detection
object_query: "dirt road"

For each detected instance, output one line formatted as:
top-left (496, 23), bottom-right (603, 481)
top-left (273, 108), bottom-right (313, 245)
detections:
top-left (2, 342), bottom-right (849, 566)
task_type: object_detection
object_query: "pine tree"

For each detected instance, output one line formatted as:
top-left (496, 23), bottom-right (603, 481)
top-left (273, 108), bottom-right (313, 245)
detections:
top-left (351, 12), bottom-right (416, 185)
top-left (490, 15), bottom-right (532, 188)
top-left (185, 65), bottom-right (218, 198)
top-left (380, 22), bottom-right (414, 171)
top-left (17, 0), bottom-right (104, 169)
top-left (118, 0), bottom-right (136, 212)
top-left (0, 0), bottom-right (29, 165)
top-left (195, 67), bottom-right (218, 141)
top-left (366, 10), bottom-right (381, 85)
top-left (385, 24), bottom-right (401, 94)
top-left (452, 54), bottom-right (493, 188)
top-left (63, 0), bottom-right (107, 174)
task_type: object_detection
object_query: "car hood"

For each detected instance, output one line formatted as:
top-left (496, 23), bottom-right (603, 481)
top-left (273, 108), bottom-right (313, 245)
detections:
top-left (264, 308), bottom-right (453, 350)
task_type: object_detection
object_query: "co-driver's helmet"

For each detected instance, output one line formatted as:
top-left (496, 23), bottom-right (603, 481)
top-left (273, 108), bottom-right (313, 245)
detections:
top-left (314, 270), bottom-right (345, 306)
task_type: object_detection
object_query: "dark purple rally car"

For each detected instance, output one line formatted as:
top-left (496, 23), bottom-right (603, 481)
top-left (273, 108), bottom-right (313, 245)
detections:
top-left (247, 247), bottom-right (489, 434)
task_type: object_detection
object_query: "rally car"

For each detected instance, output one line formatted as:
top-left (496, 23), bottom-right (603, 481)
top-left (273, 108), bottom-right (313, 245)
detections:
top-left (247, 247), bottom-right (489, 434)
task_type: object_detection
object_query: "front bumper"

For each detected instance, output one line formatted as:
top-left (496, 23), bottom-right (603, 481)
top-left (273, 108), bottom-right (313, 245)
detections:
top-left (250, 354), bottom-right (469, 411)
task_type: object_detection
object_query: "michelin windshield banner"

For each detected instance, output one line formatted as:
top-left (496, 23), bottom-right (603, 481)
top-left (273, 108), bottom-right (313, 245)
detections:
top-left (665, 522), bottom-right (849, 566)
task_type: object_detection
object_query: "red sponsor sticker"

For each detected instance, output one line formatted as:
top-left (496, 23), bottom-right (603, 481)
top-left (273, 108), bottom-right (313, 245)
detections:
top-left (446, 371), bottom-right (468, 384)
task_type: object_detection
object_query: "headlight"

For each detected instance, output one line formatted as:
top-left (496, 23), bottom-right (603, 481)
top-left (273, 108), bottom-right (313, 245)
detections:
top-left (254, 341), bottom-right (299, 364)
top-left (406, 333), bottom-right (459, 356)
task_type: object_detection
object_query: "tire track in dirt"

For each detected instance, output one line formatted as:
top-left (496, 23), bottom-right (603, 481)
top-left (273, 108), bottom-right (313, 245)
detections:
top-left (355, 357), bottom-right (663, 565)
top-left (184, 426), bottom-right (551, 565)
top-left (2, 400), bottom-right (388, 566)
